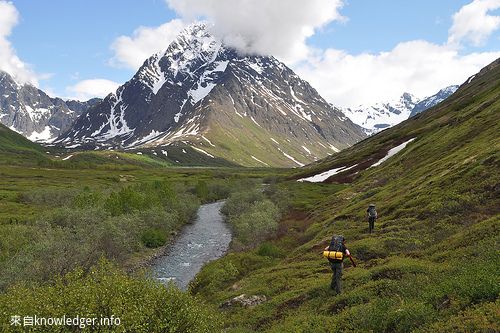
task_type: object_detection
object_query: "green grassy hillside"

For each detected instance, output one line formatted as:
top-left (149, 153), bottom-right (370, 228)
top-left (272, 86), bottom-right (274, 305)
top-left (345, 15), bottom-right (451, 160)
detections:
top-left (190, 59), bottom-right (500, 332)
top-left (0, 122), bottom-right (237, 168)
top-left (0, 123), bottom-right (50, 165)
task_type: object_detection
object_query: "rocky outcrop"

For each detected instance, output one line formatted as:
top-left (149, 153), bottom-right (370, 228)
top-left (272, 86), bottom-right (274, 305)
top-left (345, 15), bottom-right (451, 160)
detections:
top-left (220, 294), bottom-right (268, 308)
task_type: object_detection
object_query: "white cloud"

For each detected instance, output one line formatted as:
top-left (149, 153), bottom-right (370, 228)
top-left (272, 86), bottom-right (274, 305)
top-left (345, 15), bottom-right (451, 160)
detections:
top-left (448, 0), bottom-right (500, 47)
top-left (295, 42), bottom-right (500, 107)
top-left (102, 0), bottom-right (498, 109)
top-left (0, 1), bottom-right (38, 85)
top-left (294, 0), bottom-right (500, 107)
top-left (110, 19), bottom-right (185, 70)
top-left (66, 79), bottom-right (119, 101)
top-left (166, 0), bottom-right (345, 63)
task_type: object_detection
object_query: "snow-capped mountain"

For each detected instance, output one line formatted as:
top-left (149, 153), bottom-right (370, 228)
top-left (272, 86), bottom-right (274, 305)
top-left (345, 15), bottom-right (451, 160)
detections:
top-left (409, 85), bottom-right (459, 118)
top-left (56, 23), bottom-right (366, 167)
top-left (340, 86), bottom-right (458, 134)
top-left (0, 71), bottom-right (100, 142)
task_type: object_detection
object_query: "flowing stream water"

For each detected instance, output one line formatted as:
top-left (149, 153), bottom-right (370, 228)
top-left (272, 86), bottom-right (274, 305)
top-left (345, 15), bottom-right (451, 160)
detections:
top-left (150, 201), bottom-right (231, 290)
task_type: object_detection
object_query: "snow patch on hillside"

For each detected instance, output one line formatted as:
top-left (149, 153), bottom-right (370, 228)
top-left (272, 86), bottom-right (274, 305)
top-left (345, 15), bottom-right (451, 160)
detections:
top-left (251, 155), bottom-right (269, 166)
top-left (297, 164), bottom-right (358, 183)
top-left (370, 138), bottom-right (416, 168)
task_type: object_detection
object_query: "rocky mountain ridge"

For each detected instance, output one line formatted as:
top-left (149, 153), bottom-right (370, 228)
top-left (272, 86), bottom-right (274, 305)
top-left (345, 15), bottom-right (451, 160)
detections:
top-left (0, 71), bottom-right (100, 142)
top-left (340, 86), bottom-right (458, 134)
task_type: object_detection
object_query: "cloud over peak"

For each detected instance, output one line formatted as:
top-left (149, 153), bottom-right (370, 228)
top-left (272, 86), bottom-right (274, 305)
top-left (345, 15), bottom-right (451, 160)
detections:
top-left (110, 19), bottom-right (185, 70)
top-left (166, 0), bottom-right (345, 63)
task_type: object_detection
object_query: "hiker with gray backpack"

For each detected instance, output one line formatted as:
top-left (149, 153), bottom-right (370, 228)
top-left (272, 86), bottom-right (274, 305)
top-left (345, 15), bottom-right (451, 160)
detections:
top-left (367, 204), bottom-right (377, 233)
top-left (323, 235), bottom-right (356, 294)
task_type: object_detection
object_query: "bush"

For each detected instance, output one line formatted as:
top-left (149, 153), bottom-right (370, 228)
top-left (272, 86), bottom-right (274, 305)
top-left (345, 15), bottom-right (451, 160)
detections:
top-left (104, 186), bottom-right (150, 216)
top-left (141, 229), bottom-right (167, 248)
top-left (231, 200), bottom-right (280, 245)
top-left (0, 261), bottom-right (223, 332)
top-left (195, 180), bottom-right (209, 201)
top-left (42, 206), bottom-right (109, 228)
top-left (221, 190), bottom-right (264, 218)
top-left (19, 187), bottom-right (79, 207)
top-left (73, 187), bottom-right (103, 208)
top-left (170, 193), bottom-right (200, 224)
top-left (1, 180), bottom-right (202, 290)
top-left (257, 242), bottom-right (286, 258)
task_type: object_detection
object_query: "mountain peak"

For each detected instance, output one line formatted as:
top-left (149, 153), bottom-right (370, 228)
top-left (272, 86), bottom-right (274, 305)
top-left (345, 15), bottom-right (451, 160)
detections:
top-left (0, 70), bottom-right (100, 142)
top-left (54, 25), bottom-right (366, 166)
top-left (341, 85), bottom-right (459, 133)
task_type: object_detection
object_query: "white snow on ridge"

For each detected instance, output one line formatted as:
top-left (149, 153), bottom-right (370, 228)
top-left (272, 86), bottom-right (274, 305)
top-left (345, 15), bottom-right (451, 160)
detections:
top-left (151, 57), bottom-right (167, 95)
top-left (62, 155), bottom-right (73, 161)
top-left (282, 152), bottom-right (305, 167)
top-left (248, 61), bottom-right (264, 74)
top-left (174, 112), bottom-right (182, 123)
top-left (297, 164), bottom-right (358, 183)
top-left (251, 155), bottom-right (269, 166)
top-left (192, 146), bottom-right (215, 158)
top-left (370, 138), bottom-right (416, 168)
top-left (128, 130), bottom-right (162, 147)
top-left (329, 144), bottom-right (340, 153)
top-left (250, 116), bottom-right (261, 127)
top-left (302, 146), bottom-right (311, 154)
top-left (466, 75), bottom-right (476, 84)
top-left (94, 90), bottom-right (134, 141)
top-left (202, 135), bottom-right (215, 147)
top-left (27, 126), bottom-right (55, 142)
top-left (187, 60), bottom-right (228, 105)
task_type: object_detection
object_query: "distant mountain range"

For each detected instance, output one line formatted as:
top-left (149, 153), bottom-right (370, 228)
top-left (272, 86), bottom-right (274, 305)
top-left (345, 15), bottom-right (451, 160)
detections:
top-left (0, 71), bottom-right (100, 142)
top-left (54, 23), bottom-right (366, 167)
top-left (340, 86), bottom-right (458, 134)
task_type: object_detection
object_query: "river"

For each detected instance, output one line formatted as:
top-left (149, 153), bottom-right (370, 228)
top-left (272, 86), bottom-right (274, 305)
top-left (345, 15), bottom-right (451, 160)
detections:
top-left (150, 201), bottom-right (231, 290)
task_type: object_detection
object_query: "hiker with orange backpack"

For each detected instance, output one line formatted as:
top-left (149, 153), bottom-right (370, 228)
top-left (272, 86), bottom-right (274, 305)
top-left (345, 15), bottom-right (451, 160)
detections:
top-left (323, 235), bottom-right (356, 294)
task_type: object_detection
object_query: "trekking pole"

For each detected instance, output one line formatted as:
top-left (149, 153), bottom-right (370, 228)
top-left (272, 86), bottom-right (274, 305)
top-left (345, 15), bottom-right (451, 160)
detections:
top-left (348, 254), bottom-right (356, 267)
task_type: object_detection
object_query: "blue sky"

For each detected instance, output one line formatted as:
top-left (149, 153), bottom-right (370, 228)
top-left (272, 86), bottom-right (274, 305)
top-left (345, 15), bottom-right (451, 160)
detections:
top-left (2, 0), bottom-right (500, 105)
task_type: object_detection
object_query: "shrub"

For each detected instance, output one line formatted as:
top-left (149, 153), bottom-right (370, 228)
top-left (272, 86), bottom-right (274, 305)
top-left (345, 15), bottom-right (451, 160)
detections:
top-left (170, 193), bottom-right (200, 224)
top-left (141, 229), bottom-right (167, 248)
top-left (19, 187), bottom-right (79, 207)
top-left (195, 180), bottom-right (209, 201)
top-left (231, 200), bottom-right (280, 245)
top-left (207, 180), bottom-right (232, 201)
top-left (0, 261), bottom-right (223, 332)
top-left (136, 208), bottom-right (179, 231)
top-left (221, 190), bottom-right (264, 218)
top-left (257, 242), bottom-right (286, 258)
top-left (104, 186), bottom-right (149, 216)
top-left (42, 206), bottom-right (109, 228)
top-left (73, 187), bottom-right (103, 208)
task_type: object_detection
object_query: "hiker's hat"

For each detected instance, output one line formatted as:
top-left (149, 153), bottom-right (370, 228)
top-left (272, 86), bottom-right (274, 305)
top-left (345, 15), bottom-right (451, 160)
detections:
top-left (369, 203), bottom-right (375, 207)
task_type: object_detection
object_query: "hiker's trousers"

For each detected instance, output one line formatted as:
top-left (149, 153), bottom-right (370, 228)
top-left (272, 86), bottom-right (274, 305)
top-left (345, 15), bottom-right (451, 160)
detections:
top-left (368, 217), bottom-right (376, 233)
top-left (329, 261), bottom-right (343, 294)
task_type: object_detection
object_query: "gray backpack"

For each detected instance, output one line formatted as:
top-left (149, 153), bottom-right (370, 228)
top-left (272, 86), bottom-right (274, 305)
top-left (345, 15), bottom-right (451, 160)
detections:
top-left (368, 206), bottom-right (377, 217)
